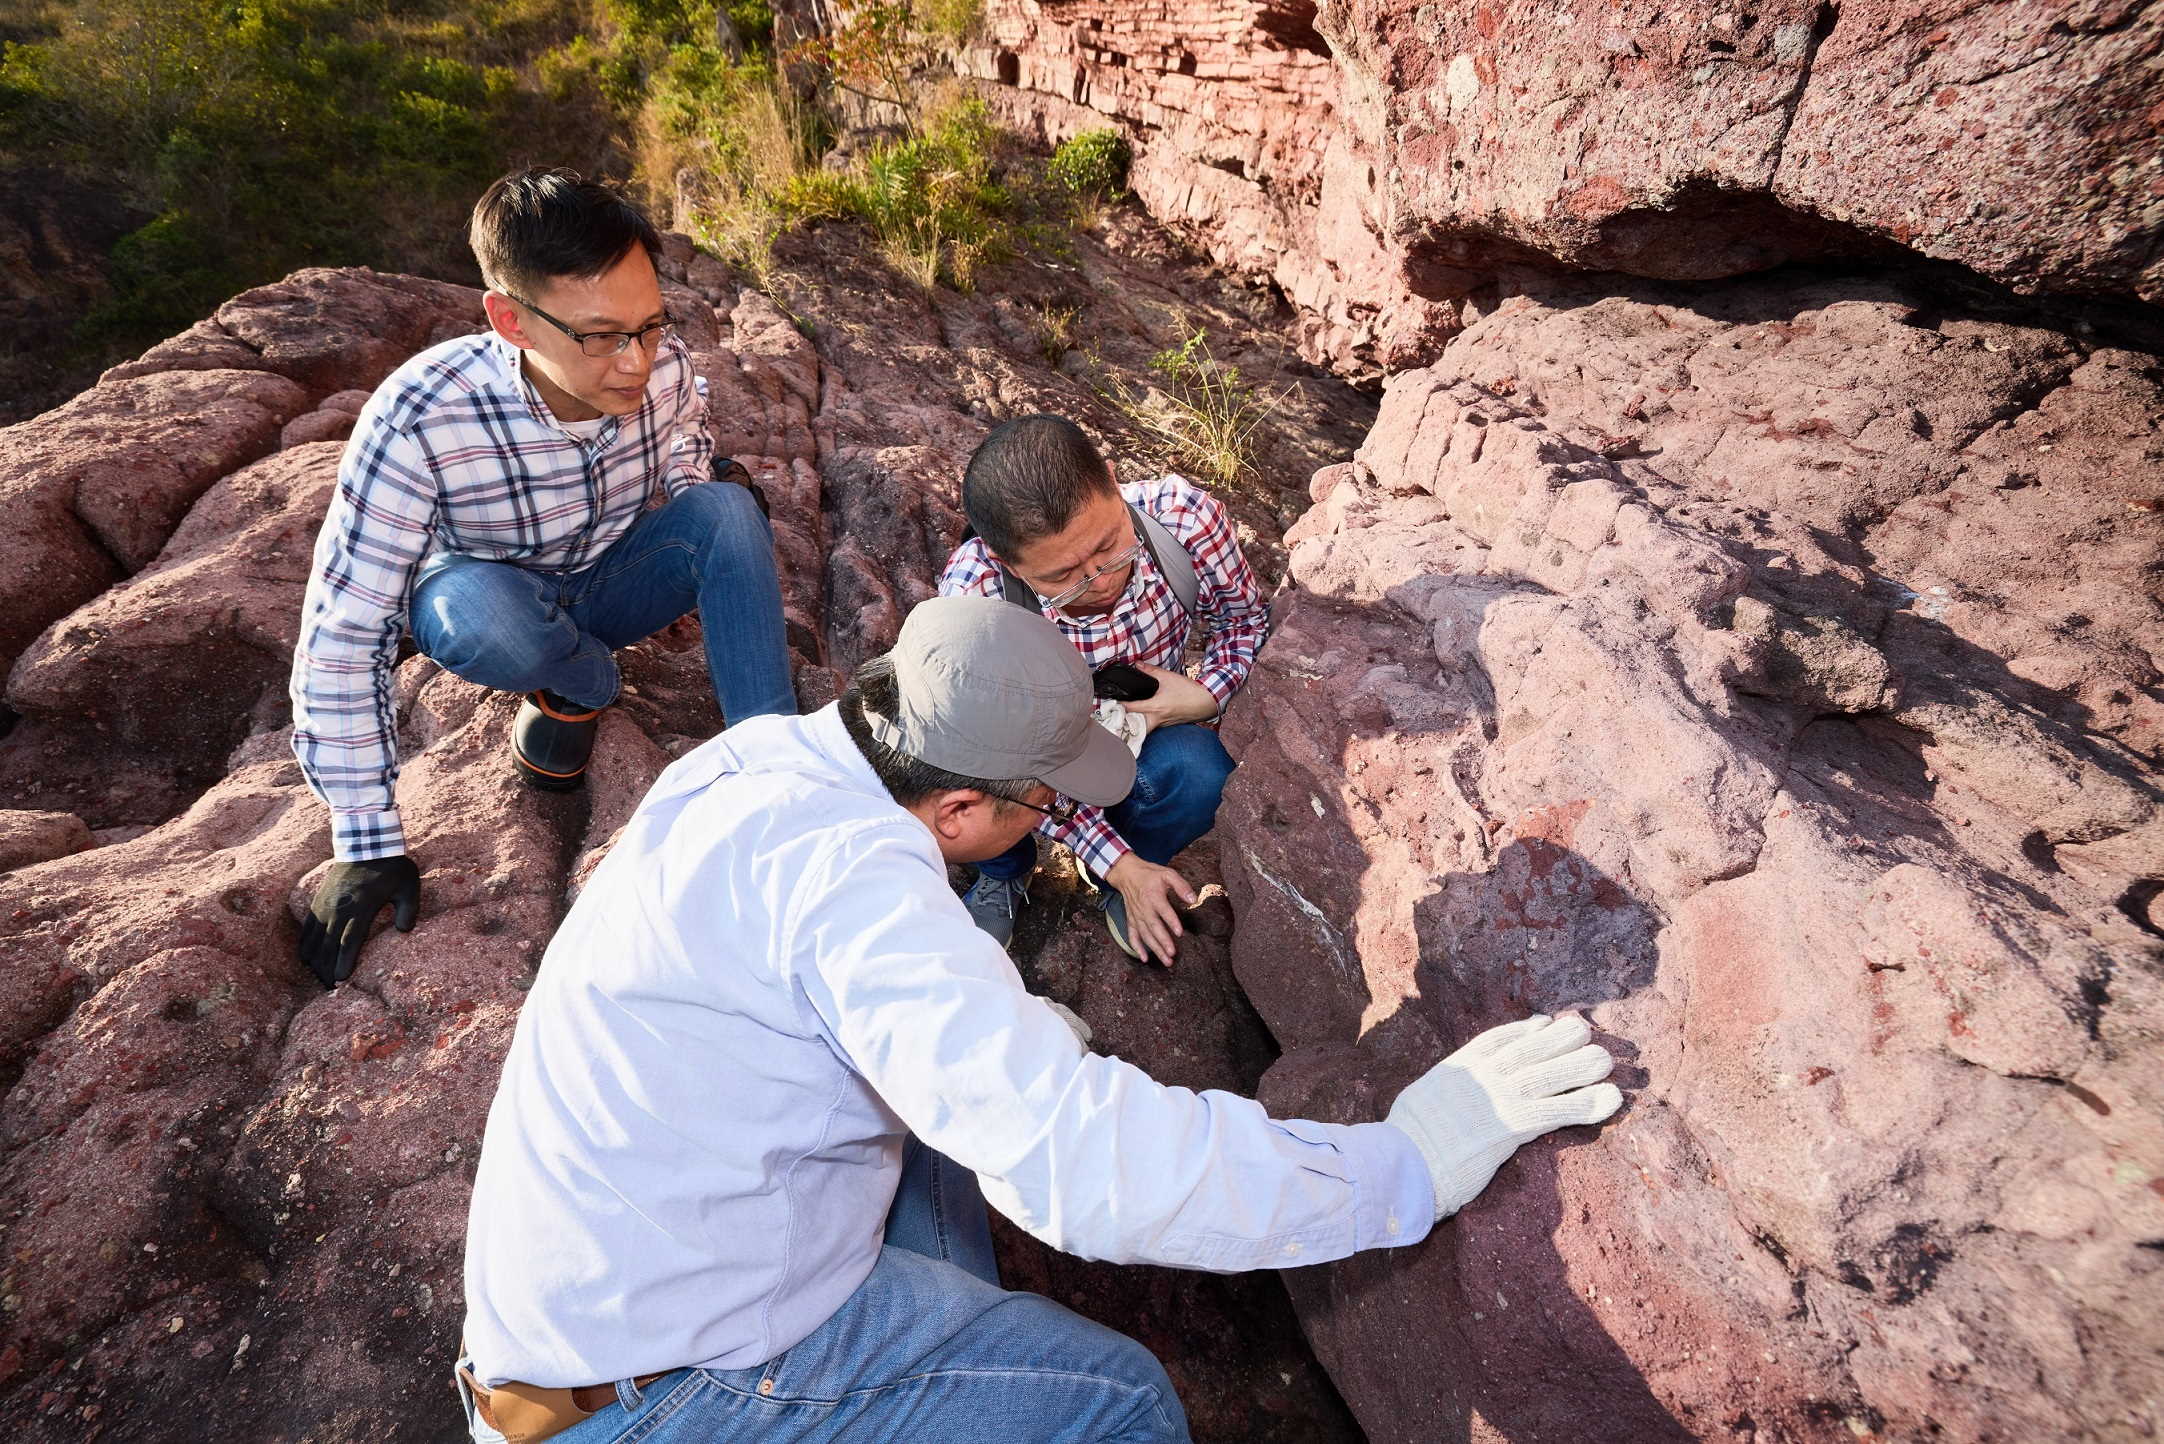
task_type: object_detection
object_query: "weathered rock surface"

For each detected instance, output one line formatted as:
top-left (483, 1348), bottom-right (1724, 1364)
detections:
top-left (941, 0), bottom-right (2163, 379)
top-left (0, 221), bottom-right (1373, 1440)
top-left (1217, 277), bottom-right (2163, 1441)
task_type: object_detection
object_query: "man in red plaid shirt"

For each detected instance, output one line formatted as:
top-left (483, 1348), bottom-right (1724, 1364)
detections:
top-left (937, 414), bottom-right (1268, 964)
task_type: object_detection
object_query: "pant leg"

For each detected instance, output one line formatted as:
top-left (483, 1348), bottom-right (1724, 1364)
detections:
top-left (411, 555), bottom-right (619, 709)
top-left (1101, 724), bottom-right (1236, 867)
top-left (884, 1137), bottom-right (1000, 1288)
top-left (569, 482), bottom-right (796, 726)
top-left (554, 1246), bottom-right (1190, 1444)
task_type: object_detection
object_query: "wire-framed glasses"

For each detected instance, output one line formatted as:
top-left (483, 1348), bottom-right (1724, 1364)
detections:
top-left (509, 294), bottom-right (673, 357)
top-left (1035, 538), bottom-right (1147, 611)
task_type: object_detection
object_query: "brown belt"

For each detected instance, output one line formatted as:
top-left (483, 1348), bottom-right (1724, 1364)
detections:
top-left (463, 1366), bottom-right (670, 1444)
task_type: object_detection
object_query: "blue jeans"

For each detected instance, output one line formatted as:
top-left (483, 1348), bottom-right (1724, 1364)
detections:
top-left (410, 483), bottom-right (795, 724)
top-left (977, 722), bottom-right (1235, 883)
top-left (458, 1141), bottom-right (1188, 1443)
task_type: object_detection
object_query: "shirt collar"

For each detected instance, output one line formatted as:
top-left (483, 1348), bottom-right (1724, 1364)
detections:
top-left (483, 330), bottom-right (624, 443)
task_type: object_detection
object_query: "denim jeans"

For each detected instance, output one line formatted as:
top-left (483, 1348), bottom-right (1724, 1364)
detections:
top-left (410, 482), bottom-right (796, 725)
top-left (977, 722), bottom-right (1236, 884)
top-left (457, 1141), bottom-right (1189, 1444)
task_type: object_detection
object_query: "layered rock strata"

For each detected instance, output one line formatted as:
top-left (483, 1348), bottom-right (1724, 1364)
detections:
top-left (1218, 271), bottom-right (2162, 1441)
top-left (941, 0), bottom-right (2164, 377)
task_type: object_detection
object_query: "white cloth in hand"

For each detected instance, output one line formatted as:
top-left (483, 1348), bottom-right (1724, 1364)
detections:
top-left (1092, 698), bottom-right (1151, 757)
top-left (1385, 1013), bottom-right (1621, 1222)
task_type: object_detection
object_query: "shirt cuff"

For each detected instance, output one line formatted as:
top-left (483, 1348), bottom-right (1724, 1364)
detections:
top-left (1342, 1120), bottom-right (1439, 1251)
top-left (1067, 823), bottom-right (1132, 881)
top-left (1195, 665), bottom-right (1241, 710)
top-left (331, 808), bottom-right (407, 863)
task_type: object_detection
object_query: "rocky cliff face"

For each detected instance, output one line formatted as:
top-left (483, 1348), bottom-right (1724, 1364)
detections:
top-left (948, 0), bottom-right (2164, 376)
top-left (924, 4), bottom-right (2163, 1439)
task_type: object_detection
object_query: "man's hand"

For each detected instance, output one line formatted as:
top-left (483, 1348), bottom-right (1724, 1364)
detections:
top-left (299, 855), bottom-right (422, 989)
top-left (1385, 1013), bottom-right (1621, 1221)
top-left (1103, 853), bottom-right (1197, 966)
top-left (1124, 663), bottom-right (1220, 728)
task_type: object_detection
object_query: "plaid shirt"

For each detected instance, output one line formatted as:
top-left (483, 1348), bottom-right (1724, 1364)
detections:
top-left (938, 474), bottom-right (1267, 876)
top-left (290, 330), bottom-right (713, 861)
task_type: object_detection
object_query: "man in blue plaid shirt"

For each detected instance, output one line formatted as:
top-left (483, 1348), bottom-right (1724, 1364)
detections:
top-left (287, 169), bottom-right (795, 988)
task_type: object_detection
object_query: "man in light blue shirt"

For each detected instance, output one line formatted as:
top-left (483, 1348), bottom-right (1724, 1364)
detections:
top-left (457, 596), bottom-right (1623, 1443)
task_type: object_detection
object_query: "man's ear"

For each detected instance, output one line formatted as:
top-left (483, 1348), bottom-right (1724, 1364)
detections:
top-left (1103, 455), bottom-right (1117, 487)
top-left (482, 291), bottom-right (535, 350)
top-left (928, 788), bottom-right (987, 840)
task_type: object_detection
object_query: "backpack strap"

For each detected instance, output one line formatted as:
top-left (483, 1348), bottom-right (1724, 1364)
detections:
top-left (1129, 502), bottom-right (1199, 619)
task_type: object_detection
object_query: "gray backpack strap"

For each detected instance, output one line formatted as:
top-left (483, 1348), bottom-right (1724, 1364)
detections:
top-left (1130, 503), bottom-right (1200, 618)
top-left (998, 566), bottom-right (1042, 613)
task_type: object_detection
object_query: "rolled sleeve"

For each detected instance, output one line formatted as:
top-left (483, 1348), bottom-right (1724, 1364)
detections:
top-left (1044, 804), bottom-right (1130, 879)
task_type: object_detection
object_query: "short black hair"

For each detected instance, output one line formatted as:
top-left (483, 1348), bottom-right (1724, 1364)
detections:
top-left (961, 414), bottom-right (1116, 560)
top-left (468, 167), bottom-right (661, 300)
top-left (838, 655), bottom-right (1041, 808)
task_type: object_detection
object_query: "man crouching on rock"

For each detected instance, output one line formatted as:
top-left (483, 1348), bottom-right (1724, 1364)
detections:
top-left (287, 167), bottom-right (793, 988)
top-left (940, 413), bottom-right (1267, 965)
top-left (454, 593), bottom-right (1624, 1444)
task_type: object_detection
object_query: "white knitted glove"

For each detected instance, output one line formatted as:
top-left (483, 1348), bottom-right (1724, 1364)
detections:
top-left (1045, 999), bottom-right (1093, 1048)
top-left (1385, 1013), bottom-right (1622, 1222)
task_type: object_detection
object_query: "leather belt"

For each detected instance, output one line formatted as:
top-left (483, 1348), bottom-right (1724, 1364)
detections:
top-left (569, 1372), bottom-right (669, 1414)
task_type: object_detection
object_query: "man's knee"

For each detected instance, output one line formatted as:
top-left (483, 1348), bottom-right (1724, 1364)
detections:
top-left (411, 561), bottom-right (549, 677)
top-left (1135, 726), bottom-right (1235, 812)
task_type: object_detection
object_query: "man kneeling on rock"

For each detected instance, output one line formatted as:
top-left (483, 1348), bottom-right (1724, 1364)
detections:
top-left (939, 413), bottom-right (1267, 964)
top-left (457, 594), bottom-right (1623, 1444)
top-left (287, 167), bottom-right (793, 988)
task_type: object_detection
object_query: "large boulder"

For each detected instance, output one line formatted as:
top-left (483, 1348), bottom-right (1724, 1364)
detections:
top-left (1218, 292), bottom-right (2161, 1440)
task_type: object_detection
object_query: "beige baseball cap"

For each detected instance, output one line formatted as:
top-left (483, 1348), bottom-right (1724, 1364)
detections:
top-left (867, 595), bottom-right (1136, 806)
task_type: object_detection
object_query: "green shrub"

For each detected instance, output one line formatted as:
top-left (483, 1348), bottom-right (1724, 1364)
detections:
top-left (1046, 128), bottom-right (1129, 198)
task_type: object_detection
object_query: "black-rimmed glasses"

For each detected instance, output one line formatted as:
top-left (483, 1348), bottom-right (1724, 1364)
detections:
top-left (508, 294), bottom-right (673, 357)
top-left (1006, 793), bottom-right (1080, 825)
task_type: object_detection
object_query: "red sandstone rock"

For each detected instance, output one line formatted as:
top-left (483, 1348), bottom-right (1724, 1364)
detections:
top-left (1219, 305), bottom-right (2161, 1440)
top-left (935, 0), bottom-right (2163, 384)
top-left (0, 810), bottom-right (92, 873)
top-left (0, 368), bottom-right (310, 683)
top-left (100, 267), bottom-right (483, 394)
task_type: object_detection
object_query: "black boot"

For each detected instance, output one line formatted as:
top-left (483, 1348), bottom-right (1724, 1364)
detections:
top-left (512, 690), bottom-right (603, 791)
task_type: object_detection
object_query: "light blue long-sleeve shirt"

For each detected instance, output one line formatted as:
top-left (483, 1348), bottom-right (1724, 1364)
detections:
top-left (461, 705), bottom-right (1435, 1389)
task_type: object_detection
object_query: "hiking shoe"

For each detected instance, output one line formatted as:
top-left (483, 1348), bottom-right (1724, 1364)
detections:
top-left (962, 873), bottom-right (1029, 947)
top-left (512, 690), bottom-right (603, 792)
top-left (1099, 888), bottom-right (1146, 963)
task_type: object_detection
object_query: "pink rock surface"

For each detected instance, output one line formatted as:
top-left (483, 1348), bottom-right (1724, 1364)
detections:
top-left (0, 810), bottom-right (92, 874)
top-left (1218, 304), bottom-right (2161, 1439)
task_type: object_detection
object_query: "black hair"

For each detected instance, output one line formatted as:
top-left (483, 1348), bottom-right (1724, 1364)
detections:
top-left (961, 414), bottom-right (1116, 560)
top-left (837, 655), bottom-right (1041, 808)
top-left (468, 167), bottom-right (662, 300)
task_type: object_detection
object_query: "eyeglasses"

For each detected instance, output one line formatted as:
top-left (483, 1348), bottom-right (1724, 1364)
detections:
top-left (507, 294), bottom-right (673, 357)
top-left (1034, 538), bottom-right (1147, 612)
top-left (1005, 792), bottom-right (1079, 825)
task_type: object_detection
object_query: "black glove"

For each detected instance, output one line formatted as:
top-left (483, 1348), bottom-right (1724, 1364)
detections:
top-left (298, 855), bottom-right (421, 989)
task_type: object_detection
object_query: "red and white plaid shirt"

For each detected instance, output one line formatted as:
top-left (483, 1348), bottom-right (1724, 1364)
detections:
top-left (937, 474), bottom-right (1267, 876)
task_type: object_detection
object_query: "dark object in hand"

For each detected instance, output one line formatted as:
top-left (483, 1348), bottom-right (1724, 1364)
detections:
top-left (299, 854), bottom-right (421, 989)
top-left (1092, 662), bottom-right (1159, 702)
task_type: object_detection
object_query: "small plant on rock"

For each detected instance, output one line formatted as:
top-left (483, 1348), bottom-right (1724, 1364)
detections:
top-left (1108, 326), bottom-right (1282, 487)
